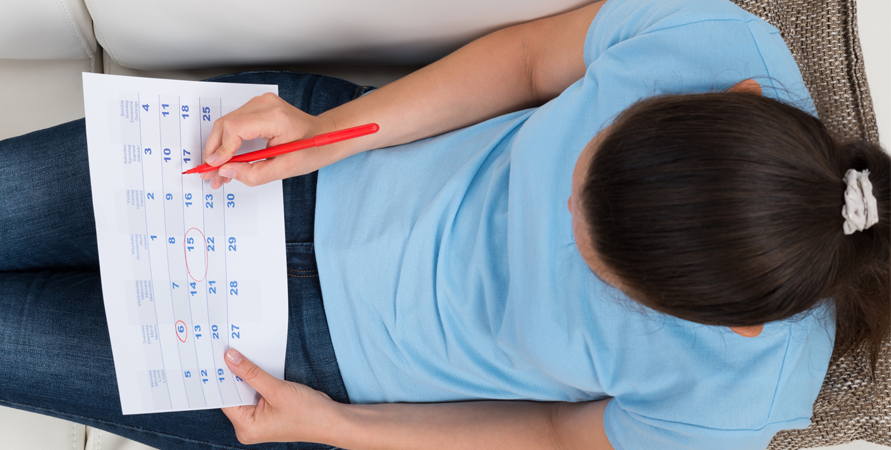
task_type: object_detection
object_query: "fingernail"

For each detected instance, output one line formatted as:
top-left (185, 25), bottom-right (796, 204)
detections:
top-left (219, 168), bottom-right (235, 178)
top-left (226, 348), bottom-right (243, 365)
top-left (205, 152), bottom-right (218, 165)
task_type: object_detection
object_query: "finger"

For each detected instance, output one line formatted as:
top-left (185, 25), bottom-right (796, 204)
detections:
top-left (205, 111), bottom-right (273, 167)
top-left (204, 118), bottom-right (225, 162)
top-left (225, 348), bottom-right (281, 401)
top-left (217, 160), bottom-right (282, 187)
top-left (204, 121), bottom-right (245, 167)
top-left (203, 94), bottom-right (279, 161)
top-left (210, 175), bottom-right (223, 190)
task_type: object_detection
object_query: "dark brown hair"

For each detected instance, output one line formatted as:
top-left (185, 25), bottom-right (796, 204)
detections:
top-left (581, 92), bottom-right (890, 378)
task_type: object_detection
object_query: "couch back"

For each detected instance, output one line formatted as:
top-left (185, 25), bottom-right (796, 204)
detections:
top-left (86, 0), bottom-right (587, 69)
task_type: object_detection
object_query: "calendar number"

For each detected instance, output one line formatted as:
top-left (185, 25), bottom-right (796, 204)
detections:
top-left (162, 104), bottom-right (169, 117)
top-left (205, 194), bottom-right (213, 209)
top-left (166, 193), bottom-right (173, 201)
top-left (194, 324), bottom-right (202, 339)
top-left (175, 319), bottom-right (186, 342)
top-left (147, 192), bottom-right (154, 200)
top-left (227, 193), bottom-right (235, 208)
top-left (168, 237), bottom-right (175, 244)
top-left (164, 147), bottom-right (171, 163)
top-left (185, 192), bottom-right (193, 207)
top-left (229, 280), bottom-right (238, 295)
top-left (145, 148), bottom-right (151, 155)
top-left (211, 324), bottom-right (219, 339)
top-left (200, 369), bottom-right (208, 384)
top-left (231, 324), bottom-right (240, 339)
top-left (217, 368), bottom-right (225, 383)
top-left (228, 237), bottom-right (236, 251)
top-left (142, 104), bottom-right (149, 112)
top-left (207, 237), bottom-right (215, 252)
top-left (208, 280), bottom-right (216, 294)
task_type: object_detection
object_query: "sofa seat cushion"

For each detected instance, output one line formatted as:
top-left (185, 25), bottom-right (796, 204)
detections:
top-left (0, 59), bottom-right (94, 140)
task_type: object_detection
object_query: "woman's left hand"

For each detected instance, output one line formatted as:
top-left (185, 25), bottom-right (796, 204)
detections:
top-left (221, 348), bottom-right (339, 445)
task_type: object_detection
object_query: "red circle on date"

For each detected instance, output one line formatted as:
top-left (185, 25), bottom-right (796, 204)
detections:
top-left (183, 227), bottom-right (209, 282)
top-left (175, 320), bottom-right (188, 343)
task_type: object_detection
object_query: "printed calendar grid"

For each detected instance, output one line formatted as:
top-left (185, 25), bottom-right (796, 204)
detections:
top-left (135, 94), bottom-right (175, 410)
top-left (84, 73), bottom-right (286, 415)
top-left (129, 93), bottom-right (256, 411)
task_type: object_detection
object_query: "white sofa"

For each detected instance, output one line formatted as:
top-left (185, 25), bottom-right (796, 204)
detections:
top-left (1, 0), bottom-right (888, 449)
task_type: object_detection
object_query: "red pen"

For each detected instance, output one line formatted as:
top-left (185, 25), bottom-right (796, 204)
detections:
top-left (182, 123), bottom-right (380, 175)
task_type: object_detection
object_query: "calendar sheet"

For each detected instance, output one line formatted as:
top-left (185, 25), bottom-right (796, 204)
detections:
top-left (83, 73), bottom-right (287, 414)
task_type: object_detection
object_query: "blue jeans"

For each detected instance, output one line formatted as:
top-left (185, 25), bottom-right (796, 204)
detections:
top-left (0, 72), bottom-right (375, 450)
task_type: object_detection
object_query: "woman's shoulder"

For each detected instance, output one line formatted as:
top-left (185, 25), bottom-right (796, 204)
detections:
top-left (588, 0), bottom-right (776, 55)
top-left (596, 0), bottom-right (769, 30)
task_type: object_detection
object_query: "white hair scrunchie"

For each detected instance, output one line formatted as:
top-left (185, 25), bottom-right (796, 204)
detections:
top-left (841, 169), bottom-right (879, 235)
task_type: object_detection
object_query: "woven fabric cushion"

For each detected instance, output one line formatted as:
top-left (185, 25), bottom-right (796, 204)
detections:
top-left (727, 0), bottom-right (888, 448)
top-left (730, 0), bottom-right (880, 144)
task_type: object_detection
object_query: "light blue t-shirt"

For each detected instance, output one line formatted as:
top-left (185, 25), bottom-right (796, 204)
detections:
top-left (314, 0), bottom-right (835, 448)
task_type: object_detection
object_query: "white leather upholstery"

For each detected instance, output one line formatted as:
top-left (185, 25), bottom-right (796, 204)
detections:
top-left (85, 426), bottom-right (158, 450)
top-left (0, 405), bottom-right (86, 450)
top-left (0, 0), bottom-right (97, 61)
top-left (0, 58), bottom-right (95, 140)
top-left (857, 0), bottom-right (890, 150)
top-left (87, 0), bottom-right (587, 69)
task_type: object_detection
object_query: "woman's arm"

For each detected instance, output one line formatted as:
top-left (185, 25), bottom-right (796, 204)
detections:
top-left (202, 1), bottom-right (605, 188)
top-left (318, 0), bottom-right (605, 159)
top-left (222, 349), bottom-right (615, 450)
top-left (326, 397), bottom-right (615, 450)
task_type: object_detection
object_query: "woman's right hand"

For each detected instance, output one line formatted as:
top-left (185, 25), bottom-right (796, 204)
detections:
top-left (201, 92), bottom-right (340, 189)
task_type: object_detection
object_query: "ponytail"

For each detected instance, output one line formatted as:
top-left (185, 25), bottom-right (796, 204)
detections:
top-left (582, 92), bottom-right (891, 379)
top-left (827, 140), bottom-right (890, 379)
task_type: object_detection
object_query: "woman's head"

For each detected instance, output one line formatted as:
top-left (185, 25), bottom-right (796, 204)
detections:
top-left (571, 85), bottom-right (890, 377)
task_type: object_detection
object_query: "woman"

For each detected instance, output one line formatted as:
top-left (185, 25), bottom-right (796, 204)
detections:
top-left (0, 0), bottom-right (887, 449)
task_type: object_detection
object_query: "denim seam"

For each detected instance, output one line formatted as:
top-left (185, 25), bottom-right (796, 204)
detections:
top-left (287, 274), bottom-right (319, 278)
top-left (0, 400), bottom-right (247, 450)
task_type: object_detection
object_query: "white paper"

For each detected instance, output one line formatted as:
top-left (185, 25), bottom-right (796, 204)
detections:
top-left (83, 73), bottom-right (288, 414)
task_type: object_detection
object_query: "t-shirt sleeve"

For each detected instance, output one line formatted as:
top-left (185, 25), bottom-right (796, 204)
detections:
top-left (577, 0), bottom-right (815, 127)
top-left (603, 398), bottom-right (812, 450)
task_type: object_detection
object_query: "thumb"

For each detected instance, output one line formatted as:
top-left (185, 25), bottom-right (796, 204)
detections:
top-left (216, 161), bottom-right (273, 188)
top-left (225, 348), bottom-right (281, 401)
